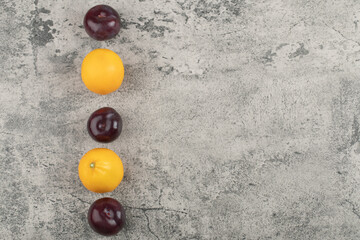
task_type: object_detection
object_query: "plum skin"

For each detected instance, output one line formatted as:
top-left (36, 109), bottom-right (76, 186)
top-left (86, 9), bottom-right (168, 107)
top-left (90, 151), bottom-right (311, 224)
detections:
top-left (84, 5), bottom-right (121, 41)
top-left (87, 107), bottom-right (122, 143)
top-left (88, 197), bottom-right (126, 236)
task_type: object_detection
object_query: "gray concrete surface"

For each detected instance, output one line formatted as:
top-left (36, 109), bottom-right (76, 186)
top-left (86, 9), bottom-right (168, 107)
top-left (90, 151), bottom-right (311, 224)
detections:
top-left (1, 0), bottom-right (360, 239)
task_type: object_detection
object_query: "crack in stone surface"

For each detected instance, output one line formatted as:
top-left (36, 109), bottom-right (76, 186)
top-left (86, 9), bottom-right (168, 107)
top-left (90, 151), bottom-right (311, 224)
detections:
top-left (158, 189), bottom-right (163, 207)
top-left (143, 210), bottom-right (160, 240)
top-left (324, 22), bottom-right (360, 46)
top-left (69, 193), bottom-right (91, 205)
top-left (124, 206), bottom-right (188, 215)
top-left (345, 200), bottom-right (360, 219)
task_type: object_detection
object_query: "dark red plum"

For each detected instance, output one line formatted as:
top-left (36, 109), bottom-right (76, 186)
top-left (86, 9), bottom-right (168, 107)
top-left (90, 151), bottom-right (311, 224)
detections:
top-left (87, 107), bottom-right (122, 143)
top-left (88, 197), bottom-right (125, 236)
top-left (84, 5), bottom-right (121, 40)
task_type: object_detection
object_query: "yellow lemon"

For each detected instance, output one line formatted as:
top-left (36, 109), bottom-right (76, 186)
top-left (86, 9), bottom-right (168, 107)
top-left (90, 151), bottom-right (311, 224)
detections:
top-left (81, 49), bottom-right (124, 95)
top-left (78, 148), bottom-right (124, 193)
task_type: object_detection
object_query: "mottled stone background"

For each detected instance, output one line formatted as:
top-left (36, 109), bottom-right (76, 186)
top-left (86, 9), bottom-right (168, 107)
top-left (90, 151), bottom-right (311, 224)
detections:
top-left (1, 0), bottom-right (360, 239)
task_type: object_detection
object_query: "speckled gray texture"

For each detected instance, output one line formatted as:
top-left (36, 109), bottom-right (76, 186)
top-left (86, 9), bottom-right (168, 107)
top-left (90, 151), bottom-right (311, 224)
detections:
top-left (1, 0), bottom-right (360, 239)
